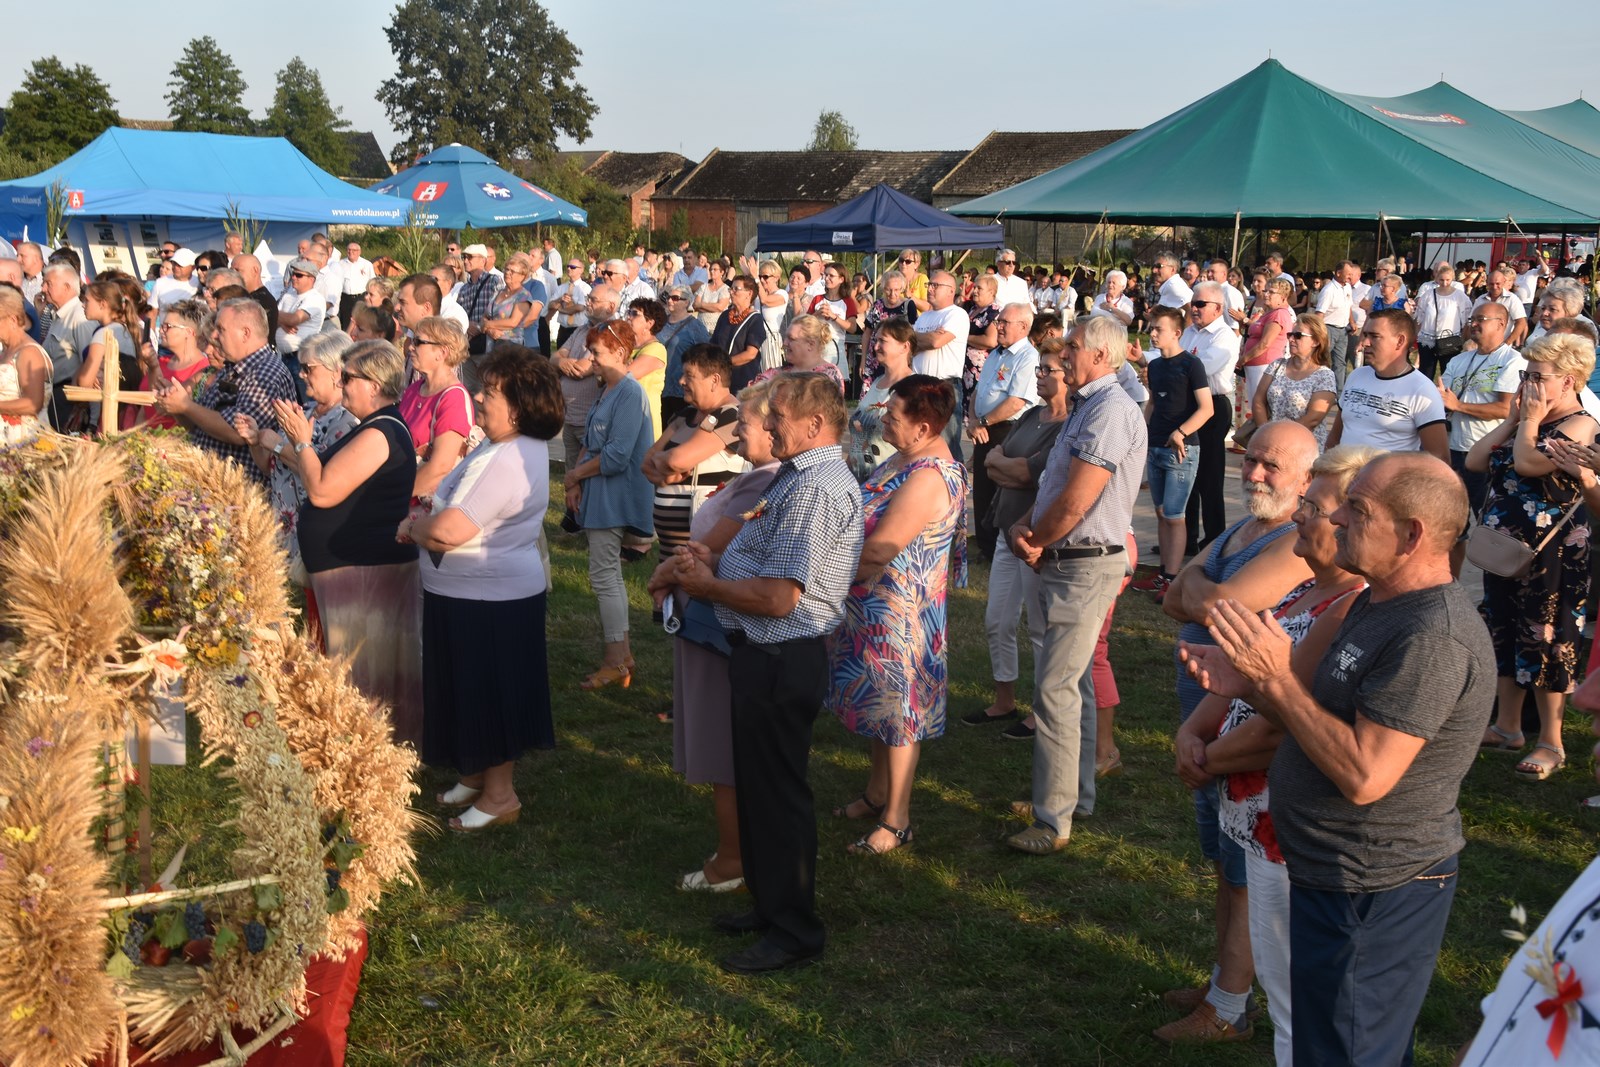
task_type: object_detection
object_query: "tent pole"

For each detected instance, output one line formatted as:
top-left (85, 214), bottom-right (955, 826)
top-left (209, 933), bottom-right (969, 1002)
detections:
top-left (1230, 212), bottom-right (1241, 266)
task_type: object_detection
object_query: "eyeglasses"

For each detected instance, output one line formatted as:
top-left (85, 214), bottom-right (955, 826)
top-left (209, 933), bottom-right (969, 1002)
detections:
top-left (665, 295), bottom-right (685, 302)
top-left (1191, 300), bottom-right (1216, 309)
top-left (927, 282), bottom-right (954, 290)
top-left (1034, 366), bottom-right (1065, 376)
top-left (159, 248), bottom-right (176, 257)
top-left (340, 371), bottom-right (370, 385)
top-left (601, 270), bottom-right (620, 277)
top-left (999, 259), bottom-right (1016, 266)
top-left (803, 258), bottom-right (821, 265)
top-left (160, 321), bottom-right (191, 332)
top-left (567, 263), bottom-right (582, 269)
top-left (1521, 370), bottom-right (1566, 383)
top-left (1287, 331), bottom-right (1305, 339)
top-left (1294, 495), bottom-right (1330, 520)
top-left (290, 271), bottom-right (312, 280)
top-left (900, 258), bottom-right (915, 264)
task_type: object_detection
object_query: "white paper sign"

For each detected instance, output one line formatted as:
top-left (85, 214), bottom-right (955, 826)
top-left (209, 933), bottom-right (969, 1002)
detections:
top-left (831, 231), bottom-right (853, 246)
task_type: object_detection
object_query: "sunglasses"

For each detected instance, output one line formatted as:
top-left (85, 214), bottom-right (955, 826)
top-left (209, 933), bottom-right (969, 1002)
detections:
top-left (567, 263), bottom-right (582, 269)
top-left (1287, 331), bottom-right (1305, 339)
top-left (665, 295), bottom-right (685, 302)
top-left (340, 371), bottom-right (369, 385)
top-left (1190, 300), bottom-right (1216, 309)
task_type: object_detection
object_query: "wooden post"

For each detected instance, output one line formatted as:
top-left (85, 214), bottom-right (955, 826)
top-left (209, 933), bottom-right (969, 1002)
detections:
top-left (1230, 211), bottom-right (1242, 266)
top-left (136, 713), bottom-right (153, 889)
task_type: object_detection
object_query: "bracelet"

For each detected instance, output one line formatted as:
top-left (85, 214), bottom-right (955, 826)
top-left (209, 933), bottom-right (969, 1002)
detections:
top-left (294, 441), bottom-right (313, 454)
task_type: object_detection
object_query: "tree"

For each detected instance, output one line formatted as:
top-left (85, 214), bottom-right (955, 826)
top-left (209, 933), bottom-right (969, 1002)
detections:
top-left (260, 57), bottom-right (352, 175)
top-left (166, 36), bottom-right (252, 134)
top-left (378, 0), bottom-right (596, 164)
top-left (806, 110), bottom-right (858, 152)
top-left (0, 56), bottom-right (118, 162)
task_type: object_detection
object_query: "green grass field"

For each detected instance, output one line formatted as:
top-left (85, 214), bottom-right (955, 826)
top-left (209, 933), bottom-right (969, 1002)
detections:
top-left (162, 479), bottom-right (1600, 1065)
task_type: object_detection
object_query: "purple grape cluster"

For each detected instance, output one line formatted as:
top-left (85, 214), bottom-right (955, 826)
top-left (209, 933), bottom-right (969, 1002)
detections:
top-left (122, 918), bottom-right (147, 958)
top-left (184, 902), bottom-right (207, 940)
top-left (243, 921), bottom-right (267, 954)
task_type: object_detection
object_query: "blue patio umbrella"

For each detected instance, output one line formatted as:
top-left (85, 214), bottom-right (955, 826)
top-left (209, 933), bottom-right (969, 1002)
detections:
top-left (372, 144), bottom-right (588, 229)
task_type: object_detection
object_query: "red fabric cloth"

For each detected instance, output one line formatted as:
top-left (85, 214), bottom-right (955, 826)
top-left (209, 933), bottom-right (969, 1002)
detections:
top-left (86, 929), bottom-right (367, 1067)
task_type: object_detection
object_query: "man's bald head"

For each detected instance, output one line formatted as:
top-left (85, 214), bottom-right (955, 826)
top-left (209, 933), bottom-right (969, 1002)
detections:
top-left (1367, 452), bottom-right (1468, 553)
top-left (588, 283), bottom-right (620, 317)
top-left (0, 259), bottom-right (21, 287)
top-left (232, 253), bottom-right (262, 288)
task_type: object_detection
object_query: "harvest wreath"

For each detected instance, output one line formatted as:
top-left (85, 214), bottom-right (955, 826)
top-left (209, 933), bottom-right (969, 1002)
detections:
top-left (0, 433), bottom-right (421, 1066)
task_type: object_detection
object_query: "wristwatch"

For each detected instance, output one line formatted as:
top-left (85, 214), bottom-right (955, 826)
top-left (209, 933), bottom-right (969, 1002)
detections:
top-left (272, 440), bottom-right (285, 456)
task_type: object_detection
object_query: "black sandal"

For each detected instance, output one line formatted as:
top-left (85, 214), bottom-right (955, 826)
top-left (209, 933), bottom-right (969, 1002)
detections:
top-left (848, 822), bottom-right (913, 855)
top-left (832, 793), bottom-right (885, 820)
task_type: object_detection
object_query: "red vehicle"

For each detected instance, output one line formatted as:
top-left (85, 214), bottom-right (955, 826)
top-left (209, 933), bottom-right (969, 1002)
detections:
top-left (1416, 233), bottom-right (1594, 270)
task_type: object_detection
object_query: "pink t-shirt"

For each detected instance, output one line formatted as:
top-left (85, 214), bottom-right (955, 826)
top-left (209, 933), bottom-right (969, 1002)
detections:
top-left (1244, 307), bottom-right (1294, 367)
top-left (398, 380), bottom-right (474, 455)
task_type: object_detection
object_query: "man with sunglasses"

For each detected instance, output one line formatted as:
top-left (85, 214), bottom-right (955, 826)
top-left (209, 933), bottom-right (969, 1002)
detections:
top-left (992, 248), bottom-right (1029, 309)
top-left (548, 259), bottom-right (592, 351)
top-left (276, 257), bottom-right (325, 358)
top-left (1180, 282), bottom-right (1242, 554)
top-left (1437, 304), bottom-right (1522, 514)
top-left (154, 299), bottom-right (296, 484)
top-left (1151, 253), bottom-right (1193, 311)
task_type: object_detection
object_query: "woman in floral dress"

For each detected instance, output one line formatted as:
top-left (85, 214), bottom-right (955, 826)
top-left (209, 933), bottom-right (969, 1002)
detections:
top-left (828, 375), bottom-right (967, 854)
top-left (1467, 333), bottom-right (1598, 782)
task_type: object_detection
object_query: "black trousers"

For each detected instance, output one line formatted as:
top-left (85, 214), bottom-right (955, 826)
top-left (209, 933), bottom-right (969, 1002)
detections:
top-left (970, 420), bottom-right (1013, 558)
top-left (1184, 397), bottom-right (1232, 550)
top-left (728, 635), bottom-right (829, 955)
top-left (338, 292), bottom-right (361, 331)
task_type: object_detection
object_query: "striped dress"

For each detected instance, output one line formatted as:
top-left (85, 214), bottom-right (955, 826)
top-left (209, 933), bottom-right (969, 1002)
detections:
top-left (650, 404), bottom-right (744, 552)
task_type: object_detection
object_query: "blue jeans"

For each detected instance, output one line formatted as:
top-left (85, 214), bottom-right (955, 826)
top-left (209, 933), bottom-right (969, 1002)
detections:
top-left (1193, 780), bottom-right (1247, 887)
top-left (1146, 444), bottom-right (1199, 521)
top-left (1289, 854), bottom-right (1459, 1067)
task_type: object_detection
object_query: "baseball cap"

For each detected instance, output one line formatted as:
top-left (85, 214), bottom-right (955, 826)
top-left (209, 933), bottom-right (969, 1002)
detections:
top-left (462, 243), bottom-right (489, 258)
top-left (170, 248), bottom-right (197, 267)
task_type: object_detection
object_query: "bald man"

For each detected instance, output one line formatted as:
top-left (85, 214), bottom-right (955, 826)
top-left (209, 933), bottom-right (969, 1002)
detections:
top-left (1183, 451), bottom-right (1493, 1067)
top-left (1438, 303), bottom-right (1522, 512)
top-left (231, 253), bottom-right (279, 341)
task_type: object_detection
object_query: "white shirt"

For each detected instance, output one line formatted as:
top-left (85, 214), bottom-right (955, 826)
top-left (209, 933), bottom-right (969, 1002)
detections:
top-left (1413, 282), bottom-right (1473, 343)
top-left (1178, 317), bottom-right (1241, 397)
top-left (1440, 344), bottom-right (1525, 452)
top-left (1314, 280), bottom-right (1352, 328)
top-left (971, 339), bottom-right (1039, 423)
top-left (1116, 361), bottom-right (1149, 404)
top-left (276, 288), bottom-right (324, 353)
top-left (1090, 293), bottom-right (1134, 321)
top-left (543, 247), bottom-right (562, 275)
top-left (912, 304), bottom-right (970, 380)
top-left (1336, 366), bottom-right (1446, 452)
top-left (993, 273), bottom-right (1030, 308)
top-left (1473, 292), bottom-right (1527, 323)
top-left (152, 275), bottom-right (197, 310)
top-left (339, 256), bottom-right (374, 296)
top-left (1217, 281), bottom-right (1246, 332)
top-left (1054, 285), bottom-right (1079, 321)
top-left (1158, 276), bottom-right (1193, 309)
top-left (1513, 266), bottom-right (1545, 304)
top-left (550, 278), bottom-right (591, 328)
top-left (439, 294), bottom-right (471, 331)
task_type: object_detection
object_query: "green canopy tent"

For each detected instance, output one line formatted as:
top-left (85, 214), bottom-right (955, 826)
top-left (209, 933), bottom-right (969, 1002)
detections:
top-left (1503, 99), bottom-right (1600, 159)
top-left (946, 59), bottom-right (1597, 236)
top-left (1335, 82), bottom-right (1600, 222)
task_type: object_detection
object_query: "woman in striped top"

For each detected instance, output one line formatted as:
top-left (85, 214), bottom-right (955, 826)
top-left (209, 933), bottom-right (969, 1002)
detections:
top-left (642, 343), bottom-right (744, 556)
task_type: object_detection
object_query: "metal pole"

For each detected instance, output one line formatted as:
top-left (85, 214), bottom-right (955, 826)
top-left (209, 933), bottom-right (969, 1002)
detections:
top-left (1230, 211), bottom-right (1242, 266)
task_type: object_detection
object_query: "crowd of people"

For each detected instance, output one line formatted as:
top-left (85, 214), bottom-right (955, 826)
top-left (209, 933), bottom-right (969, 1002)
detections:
top-left (4, 225), bottom-right (1600, 1061)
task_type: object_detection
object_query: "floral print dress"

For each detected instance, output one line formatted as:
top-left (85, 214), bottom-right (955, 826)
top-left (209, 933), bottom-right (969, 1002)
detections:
top-left (828, 456), bottom-right (967, 746)
top-left (1478, 411), bottom-right (1592, 692)
top-left (270, 403), bottom-right (359, 572)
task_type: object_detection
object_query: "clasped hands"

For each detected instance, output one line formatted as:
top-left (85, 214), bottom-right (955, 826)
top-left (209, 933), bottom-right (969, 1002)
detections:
top-left (1178, 598), bottom-right (1293, 700)
top-left (646, 541), bottom-right (716, 605)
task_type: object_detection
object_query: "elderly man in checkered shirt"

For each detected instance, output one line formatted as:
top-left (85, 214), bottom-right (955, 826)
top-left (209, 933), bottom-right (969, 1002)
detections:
top-left (153, 298), bottom-right (297, 483)
top-left (673, 372), bottom-right (864, 977)
top-left (1006, 314), bottom-right (1147, 855)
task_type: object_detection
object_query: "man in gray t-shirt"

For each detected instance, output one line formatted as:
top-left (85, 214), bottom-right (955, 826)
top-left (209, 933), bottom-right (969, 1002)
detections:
top-left (1182, 452), bottom-right (1494, 1067)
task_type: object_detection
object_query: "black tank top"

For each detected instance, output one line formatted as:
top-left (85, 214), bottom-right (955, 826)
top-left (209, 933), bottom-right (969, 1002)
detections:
top-left (297, 405), bottom-right (420, 573)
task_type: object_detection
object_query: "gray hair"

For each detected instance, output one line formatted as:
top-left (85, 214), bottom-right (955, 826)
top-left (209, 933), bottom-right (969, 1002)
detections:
top-left (217, 296), bottom-right (267, 338)
top-left (343, 339), bottom-right (407, 401)
top-left (206, 267), bottom-right (243, 288)
top-left (42, 261), bottom-right (79, 282)
top-left (1192, 280), bottom-right (1226, 303)
top-left (298, 330), bottom-right (354, 374)
top-left (1001, 248), bottom-right (1017, 260)
top-left (603, 258), bottom-right (628, 273)
top-left (1001, 302), bottom-right (1036, 325)
top-left (879, 269), bottom-right (907, 291)
top-left (1376, 257), bottom-right (1396, 271)
top-left (1544, 279), bottom-right (1586, 317)
top-left (1104, 269), bottom-right (1127, 289)
top-left (1078, 314), bottom-right (1129, 371)
top-left (164, 298), bottom-right (213, 337)
top-left (1156, 253), bottom-right (1179, 270)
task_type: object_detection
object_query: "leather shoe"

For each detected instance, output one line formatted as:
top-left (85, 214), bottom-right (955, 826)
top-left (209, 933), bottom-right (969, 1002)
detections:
top-left (719, 938), bottom-right (821, 975)
top-left (1152, 1001), bottom-right (1254, 1044)
top-left (713, 910), bottom-right (769, 936)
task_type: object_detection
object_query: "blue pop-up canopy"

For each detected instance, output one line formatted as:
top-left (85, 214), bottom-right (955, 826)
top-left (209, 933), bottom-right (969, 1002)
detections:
top-left (373, 144), bottom-right (588, 228)
top-left (0, 128), bottom-right (409, 225)
top-left (757, 183), bottom-right (1003, 252)
top-left (0, 187), bottom-right (47, 244)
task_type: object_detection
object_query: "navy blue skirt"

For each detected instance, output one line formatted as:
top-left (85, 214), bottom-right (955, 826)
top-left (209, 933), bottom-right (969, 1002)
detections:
top-left (422, 590), bottom-right (554, 774)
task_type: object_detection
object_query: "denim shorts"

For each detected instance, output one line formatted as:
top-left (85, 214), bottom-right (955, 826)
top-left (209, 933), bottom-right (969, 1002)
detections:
top-left (1194, 781), bottom-right (1248, 888)
top-left (1147, 444), bottom-right (1199, 521)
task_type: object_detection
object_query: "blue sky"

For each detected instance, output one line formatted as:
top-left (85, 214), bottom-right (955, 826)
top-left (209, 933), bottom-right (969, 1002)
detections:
top-left (8, 2), bottom-right (1600, 162)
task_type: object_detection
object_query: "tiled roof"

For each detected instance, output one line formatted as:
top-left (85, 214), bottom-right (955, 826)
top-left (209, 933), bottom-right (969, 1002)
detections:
top-left (583, 151), bottom-right (692, 194)
top-left (932, 130), bottom-right (1135, 197)
top-left (666, 150), bottom-right (968, 202)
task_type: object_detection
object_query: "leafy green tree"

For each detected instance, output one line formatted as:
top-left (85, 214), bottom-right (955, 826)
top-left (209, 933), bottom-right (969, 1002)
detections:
top-left (166, 36), bottom-right (252, 134)
top-left (0, 56), bottom-right (119, 162)
top-left (260, 57), bottom-right (352, 174)
top-left (806, 110), bottom-right (858, 152)
top-left (378, 0), bottom-right (596, 164)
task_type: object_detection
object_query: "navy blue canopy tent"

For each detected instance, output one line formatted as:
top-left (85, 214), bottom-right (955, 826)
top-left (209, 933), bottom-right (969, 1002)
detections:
top-left (756, 183), bottom-right (1003, 253)
top-left (372, 144), bottom-right (587, 229)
